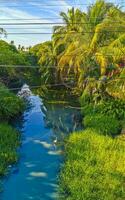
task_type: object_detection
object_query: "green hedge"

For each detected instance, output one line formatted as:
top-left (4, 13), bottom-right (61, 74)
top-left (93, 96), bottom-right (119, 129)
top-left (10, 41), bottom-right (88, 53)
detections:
top-left (59, 129), bottom-right (125, 200)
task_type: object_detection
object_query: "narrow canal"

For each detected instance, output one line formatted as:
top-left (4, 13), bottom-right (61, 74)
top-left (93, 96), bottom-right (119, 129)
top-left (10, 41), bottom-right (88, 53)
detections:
top-left (0, 89), bottom-right (82, 200)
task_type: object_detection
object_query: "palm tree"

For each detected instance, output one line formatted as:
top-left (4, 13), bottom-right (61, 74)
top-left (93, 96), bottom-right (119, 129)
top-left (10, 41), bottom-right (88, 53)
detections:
top-left (55, 1), bottom-right (125, 88)
top-left (37, 41), bottom-right (59, 84)
top-left (52, 7), bottom-right (84, 87)
top-left (0, 28), bottom-right (6, 37)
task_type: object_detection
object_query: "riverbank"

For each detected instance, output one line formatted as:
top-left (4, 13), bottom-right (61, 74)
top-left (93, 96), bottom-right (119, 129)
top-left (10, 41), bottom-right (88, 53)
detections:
top-left (0, 83), bottom-right (25, 177)
top-left (59, 128), bottom-right (125, 200)
top-left (59, 95), bottom-right (125, 199)
top-left (0, 124), bottom-right (20, 176)
top-left (0, 93), bottom-right (82, 200)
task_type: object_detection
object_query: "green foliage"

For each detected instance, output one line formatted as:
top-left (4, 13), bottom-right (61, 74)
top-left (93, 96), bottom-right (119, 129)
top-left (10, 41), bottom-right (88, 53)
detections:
top-left (84, 114), bottom-right (121, 135)
top-left (0, 40), bottom-right (38, 86)
top-left (80, 86), bottom-right (125, 120)
top-left (0, 40), bottom-right (28, 65)
top-left (98, 99), bottom-right (125, 120)
top-left (31, 0), bottom-right (125, 89)
top-left (59, 129), bottom-right (125, 200)
top-left (0, 84), bottom-right (25, 120)
top-left (0, 123), bottom-right (20, 176)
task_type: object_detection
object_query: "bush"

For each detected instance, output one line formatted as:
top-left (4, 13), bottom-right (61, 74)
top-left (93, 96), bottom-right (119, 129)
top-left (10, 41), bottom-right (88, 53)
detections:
top-left (59, 129), bottom-right (125, 200)
top-left (0, 123), bottom-right (20, 176)
top-left (0, 84), bottom-right (25, 120)
top-left (84, 114), bottom-right (121, 136)
top-left (99, 99), bottom-right (125, 120)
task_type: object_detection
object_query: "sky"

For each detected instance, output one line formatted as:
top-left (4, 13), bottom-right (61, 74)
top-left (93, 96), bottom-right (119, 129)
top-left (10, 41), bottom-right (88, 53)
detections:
top-left (0, 0), bottom-right (124, 47)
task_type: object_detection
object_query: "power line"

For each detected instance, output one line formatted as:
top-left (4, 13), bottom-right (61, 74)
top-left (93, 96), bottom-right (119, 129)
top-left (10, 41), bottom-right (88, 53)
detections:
top-left (0, 22), bottom-right (125, 25)
top-left (0, 3), bottom-right (124, 7)
top-left (0, 76), bottom-right (125, 92)
top-left (0, 0), bottom-right (124, 2)
top-left (0, 0), bottom-right (76, 2)
top-left (0, 18), bottom-right (124, 21)
top-left (0, 18), bottom-right (64, 21)
top-left (0, 4), bottom-right (93, 7)
top-left (4, 26), bottom-right (125, 30)
top-left (4, 28), bottom-right (53, 30)
top-left (0, 62), bottom-right (124, 68)
top-left (3, 23), bottom-right (125, 29)
top-left (4, 30), bottom-right (125, 35)
top-left (0, 83), bottom-right (66, 92)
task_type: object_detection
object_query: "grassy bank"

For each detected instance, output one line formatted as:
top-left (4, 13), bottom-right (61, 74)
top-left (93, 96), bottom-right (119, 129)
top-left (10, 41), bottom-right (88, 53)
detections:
top-left (0, 124), bottom-right (20, 176)
top-left (0, 83), bottom-right (25, 121)
top-left (0, 84), bottom-right (24, 177)
top-left (59, 129), bottom-right (125, 200)
top-left (59, 94), bottom-right (125, 199)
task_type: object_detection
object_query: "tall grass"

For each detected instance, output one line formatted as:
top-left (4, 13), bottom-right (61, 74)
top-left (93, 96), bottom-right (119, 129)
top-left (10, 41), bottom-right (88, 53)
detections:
top-left (59, 129), bottom-right (125, 200)
top-left (0, 83), bottom-right (25, 120)
top-left (84, 114), bottom-right (121, 136)
top-left (59, 91), bottom-right (125, 199)
top-left (0, 123), bottom-right (20, 176)
top-left (0, 83), bottom-right (25, 177)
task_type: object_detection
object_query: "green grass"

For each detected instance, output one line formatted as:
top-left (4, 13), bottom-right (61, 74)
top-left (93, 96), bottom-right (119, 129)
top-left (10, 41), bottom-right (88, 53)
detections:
top-left (0, 123), bottom-right (20, 176)
top-left (0, 83), bottom-right (25, 177)
top-left (84, 114), bottom-right (121, 136)
top-left (59, 129), bottom-right (125, 200)
top-left (0, 83), bottom-right (25, 120)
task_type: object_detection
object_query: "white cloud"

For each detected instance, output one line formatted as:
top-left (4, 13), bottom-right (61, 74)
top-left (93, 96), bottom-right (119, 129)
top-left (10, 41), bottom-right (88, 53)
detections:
top-left (0, 0), bottom-right (88, 46)
top-left (0, 6), bottom-right (53, 46)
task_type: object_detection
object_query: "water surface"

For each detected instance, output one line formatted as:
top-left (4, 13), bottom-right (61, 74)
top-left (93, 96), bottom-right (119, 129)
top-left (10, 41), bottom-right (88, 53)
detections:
top-left (0, 93), bottom-right (82, 200)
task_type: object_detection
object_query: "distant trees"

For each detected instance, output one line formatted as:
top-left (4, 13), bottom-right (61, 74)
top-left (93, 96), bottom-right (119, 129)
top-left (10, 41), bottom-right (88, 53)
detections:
top-left (31, 0), bottom-right (125, 94)
top-left (0, 40), bottom-right (38, 86)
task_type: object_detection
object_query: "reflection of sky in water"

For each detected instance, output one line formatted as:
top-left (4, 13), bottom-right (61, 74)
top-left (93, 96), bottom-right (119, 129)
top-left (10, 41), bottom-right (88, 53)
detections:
top-left (0, 95), bottom-right (82, 200)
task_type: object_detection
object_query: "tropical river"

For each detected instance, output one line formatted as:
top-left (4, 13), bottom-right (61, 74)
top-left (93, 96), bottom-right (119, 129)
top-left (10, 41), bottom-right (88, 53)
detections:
top-left (0, 88), bottom-right (82, 200)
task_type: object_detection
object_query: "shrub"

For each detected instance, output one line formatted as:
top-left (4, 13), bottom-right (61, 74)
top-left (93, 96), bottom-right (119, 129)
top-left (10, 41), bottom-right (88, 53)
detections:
top-left (59, 129), bottom-right (125, 200)
top-left (0, 84), bottom-right (25, 120)
top-left (0, 123), bottom-right (20, 176)
top-left (99, 99), bottom-right (125, 120)
top-left (84, 114), bottom-right (121, 136)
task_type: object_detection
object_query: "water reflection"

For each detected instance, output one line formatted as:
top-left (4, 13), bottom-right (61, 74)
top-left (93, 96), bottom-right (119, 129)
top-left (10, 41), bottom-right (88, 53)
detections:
top-left (38, 87), bottom-right (82, 144)
top-left (0, 88), bottom-right (82, 200)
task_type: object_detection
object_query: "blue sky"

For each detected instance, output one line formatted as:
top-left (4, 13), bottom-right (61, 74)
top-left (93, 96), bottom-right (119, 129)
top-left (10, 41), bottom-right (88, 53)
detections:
top-left (0, 0), bottom-right (124, 47)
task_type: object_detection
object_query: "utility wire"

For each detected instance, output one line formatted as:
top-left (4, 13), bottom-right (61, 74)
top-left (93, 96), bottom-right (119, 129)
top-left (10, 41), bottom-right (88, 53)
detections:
top-left (0, 2), bottom-right (124, 7)
top-left (0, 77), bottom-right (125, 92)
top-left (4, 30), bottom-right (125, 35)
top-left (0, 84), bottom-right (66, 92)
top-left (0, 18), bottom-right (124, 21)
top-left (3, 23), bottom-right (125, 29)
top-left (0, 22), bottom-right (125, 25)
top-left (4, 28), bottom-right (53, 30)
top-left (0, 3), bottom-right (106, 6)
top-left (0, 0), bottom-right (124, 2)
top-left (0, 65), bottom-right (125, 70)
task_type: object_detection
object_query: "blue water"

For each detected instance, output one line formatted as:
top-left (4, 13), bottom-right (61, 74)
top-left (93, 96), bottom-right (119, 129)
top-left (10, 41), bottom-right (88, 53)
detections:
top-left (0, 94), bottom-right (82, 200)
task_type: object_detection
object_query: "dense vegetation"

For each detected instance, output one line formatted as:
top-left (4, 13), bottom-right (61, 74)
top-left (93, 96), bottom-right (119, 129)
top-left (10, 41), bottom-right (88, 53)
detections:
top-left (0, 40), bottom-right (30, 177)
top-left (31, 0), bottom-right (125, 96)
top-left (0, 39), bottom-right (38, 177)
top-left (0, 83), bottom-right (25, 121)
top-left (59, 87), bottom-right (125, 199)
top-left (0, 124), bottom-right (20, 176)
top-left (59, 129), bottom-right (125, 200)
top-left (0, 40), bottom-right (39, 87)
top-left (27, 0), bottom-right (124, 199)
top-left (0, 0), bottom-right (125, 198)
top-left (0, 83), bottom-right (24, 177)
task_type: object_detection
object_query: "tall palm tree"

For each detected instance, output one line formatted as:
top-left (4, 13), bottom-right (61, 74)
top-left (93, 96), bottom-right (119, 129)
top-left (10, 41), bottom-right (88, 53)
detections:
top-left (37, 41), bottom-right (59, 84)
top-left (55, 1), bottom-right (125, 88)
top-left (0, 28), bottom-right (6, 37)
